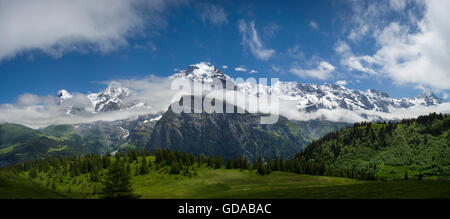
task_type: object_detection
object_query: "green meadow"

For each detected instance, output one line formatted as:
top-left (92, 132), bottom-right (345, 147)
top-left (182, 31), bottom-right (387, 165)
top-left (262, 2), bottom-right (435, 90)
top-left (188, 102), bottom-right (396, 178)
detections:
top-left (2, 156), bottom-right (449, 199)
top-left (132, 167), bottom-right (450, 199)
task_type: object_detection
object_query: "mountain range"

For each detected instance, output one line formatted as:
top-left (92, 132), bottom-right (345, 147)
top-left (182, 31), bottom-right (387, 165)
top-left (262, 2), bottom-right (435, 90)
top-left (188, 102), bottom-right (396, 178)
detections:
top-left (0, 62), bottom-right (448, 165)
top-left (57, 62), bottom-right (446, 121)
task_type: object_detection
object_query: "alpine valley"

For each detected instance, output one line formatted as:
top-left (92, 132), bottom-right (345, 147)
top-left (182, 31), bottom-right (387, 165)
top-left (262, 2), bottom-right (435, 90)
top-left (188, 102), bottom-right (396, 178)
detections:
top-left (0, 63), bottom-right (447, 166)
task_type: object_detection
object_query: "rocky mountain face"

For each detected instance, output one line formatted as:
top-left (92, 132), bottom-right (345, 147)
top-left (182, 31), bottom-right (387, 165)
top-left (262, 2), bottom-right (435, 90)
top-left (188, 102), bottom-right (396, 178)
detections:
top-left (147, 97), bottom-right (325, 160)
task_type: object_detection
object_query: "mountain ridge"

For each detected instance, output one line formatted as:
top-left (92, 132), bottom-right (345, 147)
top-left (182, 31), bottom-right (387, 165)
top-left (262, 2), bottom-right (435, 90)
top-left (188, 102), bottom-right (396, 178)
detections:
top-left (52, 62), bottom-right (446, 124)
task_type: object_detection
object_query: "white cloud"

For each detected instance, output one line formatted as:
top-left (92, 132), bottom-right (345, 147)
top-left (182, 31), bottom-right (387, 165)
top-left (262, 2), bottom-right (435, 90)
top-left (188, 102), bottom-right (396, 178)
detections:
top-left (346, 1), bottom-right (382, 41)
top-left (0, 0), bottom-right (184, 62)
top-left (235, 66), bottom-right (247, 72)
top-left (280, 102), bottom-right (450, 124)
top-left (342, 0), bottom-right (450, 91)
top-left (334, 40), bottom-right (352, 55)
top-left (1, 73), bottom-right (449, 128)
top-left (389, 0), bottom-right (407, 11)
top-left (134, 41), bottom-right (158, 51)
top-left (197, 3), bottom-right (228, 25)
top-left (263, 23), bottom-right (280, 39)
top-left (249, 69), bottom-right (258, 74)
top-left (334, 41), bottom-right (378, 75)
top-left (238, 20), bottom-right (275, 60)
top-left (335, 80), bottom-right (348, 86)
top-left (443, 93), bottom-right (449, 100)
top-left (271, 65), bottom-right (282, 72)
top-left (346, 57), bottom-right (378, 75)
top-left (290, 62), bottom-right (335, 80)
top-left (285, 45), bottom-right (304, 60)
top-left (0, 76), bottom-right (177, 128)
top-left (309, 21), bottom-right (319, 30)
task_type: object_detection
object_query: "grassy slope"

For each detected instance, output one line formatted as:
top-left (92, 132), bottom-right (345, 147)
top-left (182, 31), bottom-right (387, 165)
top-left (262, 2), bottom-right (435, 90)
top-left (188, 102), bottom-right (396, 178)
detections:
top-left (10, 156), bottom-right (449, 199)
top-left (0, 170), bottom-right (66, 199)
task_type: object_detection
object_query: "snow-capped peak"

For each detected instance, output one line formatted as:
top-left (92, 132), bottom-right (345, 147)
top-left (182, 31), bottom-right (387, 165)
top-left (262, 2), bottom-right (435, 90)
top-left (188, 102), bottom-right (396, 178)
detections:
top-left (57, 89), bottom-right (72, 100)
top-left (171, 62), bottom-right (229, 82)
top-left (54, 62), bottom-right (446, 122)
top-left (86, 81), bottom-right (136, 112)
top-left (414, 91), bottom-right (445, 106)
top-left (237, 80), bottom-right (445, 114)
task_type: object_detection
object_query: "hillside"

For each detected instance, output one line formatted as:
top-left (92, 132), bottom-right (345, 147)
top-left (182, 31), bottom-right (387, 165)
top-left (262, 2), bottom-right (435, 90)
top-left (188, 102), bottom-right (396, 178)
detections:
top-left (296, 113), bottom-right (450, 179)
top-left (0, 123), bottom-right (113, 166)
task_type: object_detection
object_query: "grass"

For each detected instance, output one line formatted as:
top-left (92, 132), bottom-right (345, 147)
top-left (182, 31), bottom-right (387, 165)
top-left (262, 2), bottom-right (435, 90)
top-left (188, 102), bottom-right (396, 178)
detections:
top-left (3, 156), bottom-right (449, 199)
top-left (48, 145), bottom-right (68, 152)
top-left (0, 144), bottom-right (17, 155)
top-left (0, 170), bottom-right (67, 199)
top-left (132, 167), bottom-right (450, 199)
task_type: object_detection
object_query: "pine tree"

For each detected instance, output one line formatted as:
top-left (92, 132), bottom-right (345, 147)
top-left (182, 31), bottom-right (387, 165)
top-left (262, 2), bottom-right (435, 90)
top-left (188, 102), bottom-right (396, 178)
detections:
top-left (226, 158), bottom-right (233, 169)
top-left (214, 156), bottom-right (222, 169)
top-left (135, 165), bottom-right (139, 176)
top-left (207, 155), bottom-right (214, 167)
top-left (101, 160), bottom-right (137, 199)
top-left (140, 157), bottom-right (150, 175)
top-left (242, 157), bottom-right (249, 170)
top-left (170, 162), bottom-right (180, 174)
top-left (126, 163), bottom-right (131, 175)
top-left (29, 168), bottom-right (38, 178)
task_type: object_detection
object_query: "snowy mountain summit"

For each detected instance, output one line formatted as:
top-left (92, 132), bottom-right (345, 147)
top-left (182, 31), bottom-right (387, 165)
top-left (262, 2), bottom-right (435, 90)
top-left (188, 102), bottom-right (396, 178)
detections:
top-left (57, 62), bottom-right (446, 122)
top-left (86, 82), bottom-right (135, 112)
top-left (58, 82), bottom-right (147, 114)
top-left (171, 62), bottom-right (230, 83)
top-left (169, 63), bottom-right (446, 121)
top-left (242, 81), bottom-right (446, 113)
top-left (57, 90), bottom-right (72, 100)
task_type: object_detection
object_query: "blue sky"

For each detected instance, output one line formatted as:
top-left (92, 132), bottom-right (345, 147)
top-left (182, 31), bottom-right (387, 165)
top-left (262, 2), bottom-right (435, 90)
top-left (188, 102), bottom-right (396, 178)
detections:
top-left (1, 0), bottom-right (449, 104)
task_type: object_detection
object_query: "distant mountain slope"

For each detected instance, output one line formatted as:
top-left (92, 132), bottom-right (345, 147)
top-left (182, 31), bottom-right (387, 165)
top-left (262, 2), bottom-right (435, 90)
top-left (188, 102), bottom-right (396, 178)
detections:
top-left (0, 124), bottom-right (92, 166)
top-left (0, 122), bottom-right (126, 166)
top-left (0, 124), bottom-right (40, 146)
top-left (0, 112), bottom-right (164, 166)
top-left (147, 97), bottom-right (347, 160)
top-left (296, 113), bottom-right (450, 178)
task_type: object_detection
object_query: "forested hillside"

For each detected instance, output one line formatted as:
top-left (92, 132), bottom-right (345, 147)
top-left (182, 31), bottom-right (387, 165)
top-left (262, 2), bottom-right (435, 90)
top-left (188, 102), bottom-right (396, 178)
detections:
top-left (295, 113), bottom-right (450, 179)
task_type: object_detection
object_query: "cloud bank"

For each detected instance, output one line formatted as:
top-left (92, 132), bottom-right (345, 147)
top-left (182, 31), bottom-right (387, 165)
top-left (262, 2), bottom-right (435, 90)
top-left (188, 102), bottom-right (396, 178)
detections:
top-left (1, 73), bottom-right (449, 128)
top-left (290, 62), bottom-right (335, 80)
top-left (0, 0), bottom-right (184, 61)
top-left (341, 0), bottom-right (450, 92)
top-left (0, 76), bottom-right (177, 128)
